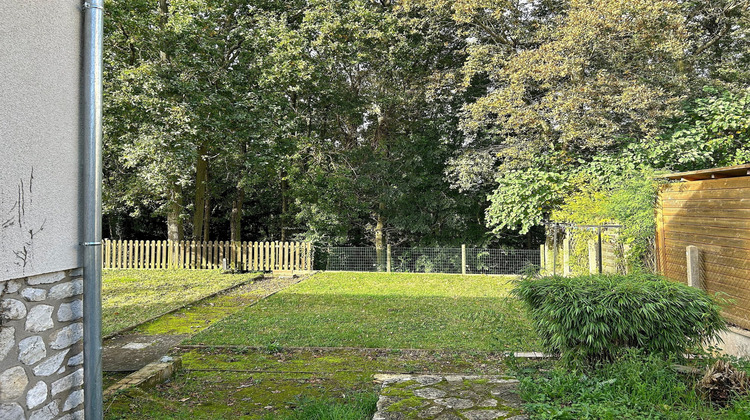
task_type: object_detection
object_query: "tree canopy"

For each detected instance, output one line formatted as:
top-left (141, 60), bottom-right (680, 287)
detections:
top-left (103, 0), bottom-right (750, 248)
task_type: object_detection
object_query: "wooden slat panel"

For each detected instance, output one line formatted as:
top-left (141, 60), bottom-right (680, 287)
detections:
top-left (102, 240), bottom-right (109, 269)
top-left (101, 240), bottom-right (313, 271)
top-left (664, 246), bottom-right (750, 270)
top-left (307, 243), bottom-right (313, 270)
top-left (273, 241), bottom-right (278, 271)
top-left (663, 188), bottom-right (750, 201)
top-left (663, 208), bottom-right (750, 219)
top-left (201, 241), bottom-right (208, 269)
top-left (155, 241), bottom-right (160, 269)
top-left (662, 214), bottom-right (750, 229)
top-left (664, 238), bottom-right (750, 261)
top-left (254, 242), bottom-right (259, 271)
top-left (663, 198), bottom-right (750, 210)
top-left (133, 240), bottom-right (139, 269)
top-left (205, 241), bottom-right (211, 269)
top-left (666, 224), bottom-right (749, 240)
top-left (216, 241), bottom-right (223, 268)
top-left (665, 230), bottom-right (750, 251)
top-left (295, 242), bottom-right (301, 271)
top-left (666, 257), bottom-right (750, 287)
top-left (662, 177), bottom-right (750, 193)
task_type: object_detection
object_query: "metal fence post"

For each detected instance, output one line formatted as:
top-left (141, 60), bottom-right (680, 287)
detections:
top-left (461, 244), bottom-right (467, 275)
top-left (597, 225), bottom-right (603, 274)
top-left (563, 235), bottom-right (571, 276)
top-left (588, 240), bottom-right (600, 274)
top-left (540, 244), bottom-right (545, 271)
top-left (387, 244), bottom-right (392, 273)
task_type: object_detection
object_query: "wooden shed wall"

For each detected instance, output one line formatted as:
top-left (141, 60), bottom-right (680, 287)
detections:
top-left (656, 176), bottom-right (750, 329)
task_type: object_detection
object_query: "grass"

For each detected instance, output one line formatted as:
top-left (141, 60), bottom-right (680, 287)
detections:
top-left (514, 350), bottom-right (750, 419)
top-left (102, 269), bottom-right (260, 336)
top-left (188, 272), bottom-right (540, 351)
top-left (266, 393), bottom-right (379, 420)
top-left (103, 271), bottom-right (538, 419)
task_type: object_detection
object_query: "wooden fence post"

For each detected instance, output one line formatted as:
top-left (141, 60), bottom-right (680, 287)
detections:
top-left (563, 236), bottom-right (571, 276)
top-left (539, 244), bottom-right (545, 271)
top-left (271, 241), bottom-right (276, 271)
top-left (545, 243), bottom-right (554, 273)
top-left (387, 244), bottom-right (392, 273)
top-left (307, 242), bottom-right (313, 271)
top-left (686, 245), bottom-right (702, 289)
top-left (461, 244), bottom-right (466, 275)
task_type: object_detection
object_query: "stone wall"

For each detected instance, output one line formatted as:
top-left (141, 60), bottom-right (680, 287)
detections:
top-left (1, 268), bottom-right (84, 420)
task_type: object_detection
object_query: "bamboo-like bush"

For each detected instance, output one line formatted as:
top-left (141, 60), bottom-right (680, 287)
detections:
top-left (513, 274), bottom-right (726, 366)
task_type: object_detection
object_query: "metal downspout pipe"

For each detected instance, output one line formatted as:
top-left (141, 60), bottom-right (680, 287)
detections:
top-left (82, 0), bottom-right (104, 418)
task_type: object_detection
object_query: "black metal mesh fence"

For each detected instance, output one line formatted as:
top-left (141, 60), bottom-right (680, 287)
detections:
top-left (325, 246), bottom-right (540, 275)
top-left (324, 247), bottom-right (380, 272)
top-left (464, 248), bottom-right (540, 275)
top-left (391, 247), bottom-right (462, 273)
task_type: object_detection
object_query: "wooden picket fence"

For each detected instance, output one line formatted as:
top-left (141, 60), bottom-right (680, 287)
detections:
top-left (102, 239), bottom-right (313, 272)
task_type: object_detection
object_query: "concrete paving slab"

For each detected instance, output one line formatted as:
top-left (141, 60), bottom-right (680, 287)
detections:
top-left (103, 334), bottom-right (190, 372)
top-left (373, 374), bottom-right (526, 420)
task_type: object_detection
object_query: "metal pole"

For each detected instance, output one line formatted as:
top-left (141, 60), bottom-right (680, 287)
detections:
top-left (552, 225), bottom-right (558, 276)
top-left (82, 1), bottom-right (104, 419)
top-left (597, 226), bottom-right (603, 274)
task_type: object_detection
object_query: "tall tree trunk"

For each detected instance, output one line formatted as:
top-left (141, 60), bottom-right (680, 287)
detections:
top-left (192, 143), bottom-right (208, 241)
top-left (280, 174), bottom-right (288, 242)
top-left (203, 194), bottom-right (210, 242)
top-left (374, 202), bottom-right (386, 271)
top-left (158, 0), bottom-right (169, 61)
top-left (167, 182), bottom-right (184, 241)
top-left (230, 185), bottom-right (244, 243)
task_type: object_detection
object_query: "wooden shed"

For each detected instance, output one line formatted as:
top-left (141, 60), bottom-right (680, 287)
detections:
top-left (656, 163), bottom-right (750, 329)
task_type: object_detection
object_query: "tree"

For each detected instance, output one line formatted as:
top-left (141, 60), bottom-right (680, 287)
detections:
top-left (104, 0), bottom-right (289, 241)
top-left (644, 87), bottom-right (750, 171)
top-left (415, 0), bottom-right (749, 235)
top-left (266, 0), bottom-right (484, 255)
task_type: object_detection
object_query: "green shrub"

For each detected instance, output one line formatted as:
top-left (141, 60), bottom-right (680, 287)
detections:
top-left (513, 274), bottom-right (726, 366)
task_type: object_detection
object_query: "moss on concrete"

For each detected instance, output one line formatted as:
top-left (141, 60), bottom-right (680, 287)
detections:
top-left (103, 348), bottom-right (517, 419)
top-left (133, 282), bottom-right (278, 336)
top-left (386, 396), bottom-right (427, 412)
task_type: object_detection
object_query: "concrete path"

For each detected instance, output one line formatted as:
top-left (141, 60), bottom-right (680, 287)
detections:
top-left (102, 334), bottom-right (189, 372)
top-left (372, 374), bottom-right (528, 420)
top-left (102, 274), bottom-right (304, 373)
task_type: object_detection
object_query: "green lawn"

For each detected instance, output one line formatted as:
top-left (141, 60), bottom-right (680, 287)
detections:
top-left (103, 269), bottom-right (260, 336)
top-left (189, 271), bottom-right (540, 351)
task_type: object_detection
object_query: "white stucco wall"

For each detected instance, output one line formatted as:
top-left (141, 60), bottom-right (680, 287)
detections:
top-left (0, 1), bottom-right (83, 281)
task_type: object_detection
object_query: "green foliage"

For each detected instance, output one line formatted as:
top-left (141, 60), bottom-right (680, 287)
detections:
top-left (486, 167), bottom-right (569, 235)
top-left (645, 87), bottom-right (750, 172)
top-left (102, 0), bottom-right (750, 249)
top-left (518, 350), bottom-right (750, 419)
top-left (553, 163), bottom-right (661, 272)
top-left (439, 0), bottom-right (749, 242)
top-left (513, 274), bottom-right (726, 366)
